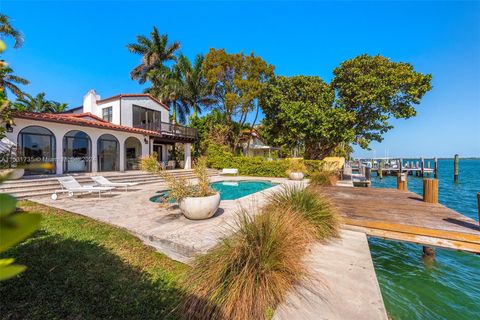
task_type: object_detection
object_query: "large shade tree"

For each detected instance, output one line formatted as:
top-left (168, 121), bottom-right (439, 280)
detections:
top-left (126, 27), bottom-right (180, 84)
top-left (261, 76), bottom-right (355, 159)
top-left (332, 54), bottom-right (432, 148)
top-left (14, 92), bottom-right (68, 113)
top-left (202, 48), bottom-right (274, 152)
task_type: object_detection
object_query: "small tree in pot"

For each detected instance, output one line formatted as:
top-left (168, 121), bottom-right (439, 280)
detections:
top-left (286, 158), bottom-right (306, 180)
top-left (160, 157), bottom-right (220, 220)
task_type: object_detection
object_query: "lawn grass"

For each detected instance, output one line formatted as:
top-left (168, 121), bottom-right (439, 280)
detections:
top-left (0, 201), bottom-right (188, 320)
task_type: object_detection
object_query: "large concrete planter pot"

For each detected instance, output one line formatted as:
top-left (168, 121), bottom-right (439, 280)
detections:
top-left (288, 172), bottom-right (304, 181)
top-left (178, 192), bottom-right (221, 220)
top-left (0, 168), bottom-right (25, 180)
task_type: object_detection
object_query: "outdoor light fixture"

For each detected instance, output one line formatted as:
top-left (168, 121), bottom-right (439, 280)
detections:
top-left (144, 136), bottom-right (148, 144)
top-left (6, 123), bottom-right (13, 133)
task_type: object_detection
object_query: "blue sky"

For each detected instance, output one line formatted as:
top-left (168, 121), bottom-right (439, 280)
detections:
top-left (2, 1), bottom-right (479, 158)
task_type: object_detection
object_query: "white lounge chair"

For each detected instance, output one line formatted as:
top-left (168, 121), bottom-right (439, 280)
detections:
top-left (91, 176), bottom-right (138, 191)
top-left (52, 176), bottom-right (114, 200)
top-left (221, 168), bottom-right (239, 176)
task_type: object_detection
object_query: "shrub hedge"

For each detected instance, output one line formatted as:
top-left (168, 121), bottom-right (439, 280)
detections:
top-left (206, 144), bottom-right (326, 177)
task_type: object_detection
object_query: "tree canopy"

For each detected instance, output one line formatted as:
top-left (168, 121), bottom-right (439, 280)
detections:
top-left (0, 66), bottom-right (29, 99)
top-left (0, 14), bottom-right (23, 48)
top-left (126, 27), bottom-right (180, 84)
top-left (332, 54), bottom-right (432, 148)
top-left (14, 92), bottom-right (68, 113)
top-left (202, 48), bottom-right (274, 151)
top-left (261, 76), bottom-right (355, 159)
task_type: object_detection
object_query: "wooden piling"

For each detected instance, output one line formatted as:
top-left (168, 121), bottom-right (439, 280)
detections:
top-left (454, 154), bottom-right (459, 183)
top-left (423, 178), bottom-right (438, 259)
top-left (421, 158), bottom-right (425, 178)
top-left (365, 166), bottom-right (371, 181)
top-left (422, 246), bottom-right (436, 258)
top-left (378, 161), bottom-right (383, 179)
top-left (397, 172), bottom-right (408, 191)
top-left (434, 157), bottom-right (438, 179)
top-left (423, 178), bottom-right (439, 204)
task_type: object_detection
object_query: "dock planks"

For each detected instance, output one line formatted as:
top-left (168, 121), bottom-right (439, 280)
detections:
top-left (321, 187), bottom-right (480, 253)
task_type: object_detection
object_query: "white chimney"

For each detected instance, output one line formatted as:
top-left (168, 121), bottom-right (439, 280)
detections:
top-left (82, 89), bottom-right (99, 113)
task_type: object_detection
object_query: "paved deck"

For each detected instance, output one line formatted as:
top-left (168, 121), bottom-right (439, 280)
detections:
top-left (274, 230), bottom-right (387, 320)
top-left (322, 186), bottom-right (480, 253)
top-left (33, 176), bottom-right (299, 263)
top-left (30, 176), bottom-right (389, 319)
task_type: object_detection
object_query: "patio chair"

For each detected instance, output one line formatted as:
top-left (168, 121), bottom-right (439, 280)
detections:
top-left (157, 161), bottom-right (166, 170)
top-left (91, 176), bottom-right (139, 191)
top-left (52, 176), bottom-right (115, 200)
top-left (166, 160), bottom-right (176, 170)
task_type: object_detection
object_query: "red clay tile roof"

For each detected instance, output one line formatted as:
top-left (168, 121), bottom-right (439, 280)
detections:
top-left (12, 112), bottom-right (161, 137)
top-left (96, 93), bottom-right (170, 110)
top-left (60, 112), bottom-right (107, 122)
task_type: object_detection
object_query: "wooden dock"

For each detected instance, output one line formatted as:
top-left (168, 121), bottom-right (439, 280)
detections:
top-left (322, 187), bottom-right (480, 253)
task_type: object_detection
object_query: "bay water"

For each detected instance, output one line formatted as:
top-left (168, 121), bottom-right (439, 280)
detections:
top-left (369, 159), bottom-right (480, 319)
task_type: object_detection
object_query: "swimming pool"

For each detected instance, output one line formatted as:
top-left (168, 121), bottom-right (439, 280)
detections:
top-left (149, 180), bottom-right (277, 203)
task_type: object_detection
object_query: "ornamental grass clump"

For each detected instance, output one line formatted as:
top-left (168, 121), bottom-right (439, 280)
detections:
top-left (180, 207), bottom-right (316, 320)
top-left (140, 152), bottom-right (160, 173)
top-left (266, 185), bottom-right (339, 240)
top-left (309, 170), bottom-right (338, 187)
top-left (159, 156), bottom-right (216, 202)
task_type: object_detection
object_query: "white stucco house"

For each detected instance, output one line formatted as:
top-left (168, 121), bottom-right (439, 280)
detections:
top-left (239, 129), bottom-right (279, 158)
top-left (2, 90), bottom-right (196, 175)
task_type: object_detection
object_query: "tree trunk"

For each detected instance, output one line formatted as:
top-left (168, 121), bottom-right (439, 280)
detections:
top-left (232, 111), bottom-right (248, 155)
top-left (245, 104), bottom-right (260, 156)
top-left (193, 102), bottom-right (197, 119)
top-left (304, 142), bottom-right (335, 160)
top-left (172, 101), bottom-right (177, 124)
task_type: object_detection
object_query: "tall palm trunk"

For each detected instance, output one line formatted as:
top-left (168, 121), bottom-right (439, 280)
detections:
top-left (172, 100), bottom-right (177, 124)
top-left (193, 101), bottom-right (198, 118)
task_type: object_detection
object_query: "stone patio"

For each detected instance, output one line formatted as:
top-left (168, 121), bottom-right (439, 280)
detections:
top-left (33, 175), bottom-right (299, 263)
top-left (31, 175), bottom-right (388, 319)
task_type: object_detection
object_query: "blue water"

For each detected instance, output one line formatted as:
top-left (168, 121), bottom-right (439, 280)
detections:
top-left (368, 159), bottom-right (480, 320)
top-left (150, 180), bottom-right (277, 203)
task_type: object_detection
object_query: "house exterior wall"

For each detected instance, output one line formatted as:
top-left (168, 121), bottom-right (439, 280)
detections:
top-left (7, 118), bottom-right (150, 174)
top-left (82, 91), bottom-right (169, 127)
top-left (120, 96), bottom-right (169, 127)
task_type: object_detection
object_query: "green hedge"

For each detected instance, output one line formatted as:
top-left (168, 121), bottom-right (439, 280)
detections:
top-left (206, 144), bottom-right (324, 177)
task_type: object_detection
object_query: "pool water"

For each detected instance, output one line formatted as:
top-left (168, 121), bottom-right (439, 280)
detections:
top-left (210, 180), bottom-right (277, 200)
top-left (149, 180), bottom-right (277, 203)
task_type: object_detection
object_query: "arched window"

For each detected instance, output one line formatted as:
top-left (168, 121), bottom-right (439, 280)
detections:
top-left (17, 126), bottom-right (56, 175)
top-left (124, 137), bottom-right (142, 170)
top-left (63, 130), bottom-right (91, 173)
top-left (97, 134), bottom-right (119, 171)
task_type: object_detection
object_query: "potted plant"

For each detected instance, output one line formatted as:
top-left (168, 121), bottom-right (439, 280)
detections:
top-left (0, 145), bottom-right (24, 180)
top-left (161, 157), bottom-right (220, 220)
top-left (286, 158), bottom-right (306, 180)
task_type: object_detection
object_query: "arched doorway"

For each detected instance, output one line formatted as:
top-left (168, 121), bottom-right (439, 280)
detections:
top-left (63, 130), bottom-right (91, 173)
top-left (124, 137), bottom-right (142, 170)
top-left (17, 126), bottom-right (56, 175)
top-left (97, 134), bottom-right (119, 171)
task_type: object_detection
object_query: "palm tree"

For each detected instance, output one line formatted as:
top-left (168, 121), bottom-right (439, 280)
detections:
top-left (176, 54), bottom-right (216, 118)
top-left (14, 92), bottom-right (68, 113)
top-left (145, 68), bottom-right (188, 124)
top-left (0, 14), bottom-right (23, 48)
top-left (126, 27), bottom-right (180, 84)
top-left (0, 67), bottom-right (29, 99)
